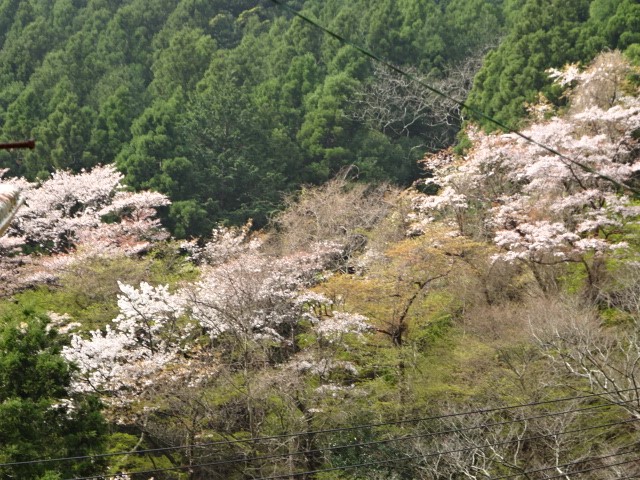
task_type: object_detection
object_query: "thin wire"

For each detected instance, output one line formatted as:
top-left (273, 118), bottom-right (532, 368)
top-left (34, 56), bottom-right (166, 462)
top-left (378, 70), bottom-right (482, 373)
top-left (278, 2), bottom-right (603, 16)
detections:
top-left (540, 457), bottom-right (640, 480)
top-left (65, 417), bottom-right (640, 480)
top-left (82, 400), bottom-right (636, 477)
top-left (4, 388), bottom-right (636, 469)
top-left (251, 418), bottom-right (640, 480)
top-left (268, 0), bottom-right (640, 196)
top-left (491, 444), bottom-right (640, 479)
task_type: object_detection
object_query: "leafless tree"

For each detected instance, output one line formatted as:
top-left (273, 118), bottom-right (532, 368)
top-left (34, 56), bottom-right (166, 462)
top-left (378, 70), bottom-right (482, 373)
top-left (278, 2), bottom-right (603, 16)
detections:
top-left (348, 46), bottom-right (493, 150)
top-left (529, 296), bottom-right (640, 420)
top-left (413, 395), bottom-right (636, 480)
top-left (270, 168), bottom-right (401, 267)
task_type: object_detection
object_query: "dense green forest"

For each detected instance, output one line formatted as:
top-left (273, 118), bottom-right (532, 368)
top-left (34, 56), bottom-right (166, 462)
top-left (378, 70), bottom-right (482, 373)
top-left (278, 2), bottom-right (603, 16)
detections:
top-left (0, 1), bottom-right (639, 479)
top-left (0, 0), bottom-right (635, 236)
top-left (468, 0), bottom-right (640, 127)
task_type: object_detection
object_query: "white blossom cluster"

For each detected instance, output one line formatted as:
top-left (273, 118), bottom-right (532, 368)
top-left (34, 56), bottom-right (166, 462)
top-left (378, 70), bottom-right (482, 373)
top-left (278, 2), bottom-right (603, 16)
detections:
top-left (2, 165), bottom-right (170, 254)
top-left (410, 52), bottom-right (640, 265)
top-left (186, 243), bottom-right (342, 343)
top-left (115, 281), bottom-right (187, 352)
top-left (181, 221), bottom-right (262, 266)
top-left (60, 231), bottom-right (378, 416)
top-left (62, 241), bottom-right (358, 407)
top-left (62, 281), bottom-right (190, 404)
top-left (547, 50), bottom-right (634, 112)
top-left (289, 357), bottom-right (359, 376)
top-left (295, 289), bottom-right (373, 340)
top-left (0, 165), bottom-right (170, 294)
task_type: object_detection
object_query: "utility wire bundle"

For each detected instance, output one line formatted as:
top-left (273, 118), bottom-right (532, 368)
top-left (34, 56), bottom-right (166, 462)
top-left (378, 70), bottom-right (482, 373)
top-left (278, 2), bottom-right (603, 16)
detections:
top-left (3, 389), bottom-right (638, 480)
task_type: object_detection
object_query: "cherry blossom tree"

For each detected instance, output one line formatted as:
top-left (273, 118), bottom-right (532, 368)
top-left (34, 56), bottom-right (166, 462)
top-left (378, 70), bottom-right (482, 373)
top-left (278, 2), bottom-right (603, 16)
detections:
top-left (410, 52), bottom-right (640, 293)
top-left (3, 165), bottom-right (170, 254)
top-left (61, 229), bottom-right (350, 406)
top-left (62, 281), bottom-right (191, 408)
top-left (60, 222), bottom-right (381, 475)
top-left (180, 220), bottom-right (260, 266)
top-left (58, 222), bottom-right (379, 478)
top-left (547, 50), bottom-right (635, 113)
top-left (0, 165), bottom-right (170, 295)
top-left (184, 243), bottom-right (344, 362)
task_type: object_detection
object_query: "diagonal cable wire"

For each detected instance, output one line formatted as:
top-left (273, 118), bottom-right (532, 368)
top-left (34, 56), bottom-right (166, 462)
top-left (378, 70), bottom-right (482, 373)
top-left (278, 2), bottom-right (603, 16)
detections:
top-left (536, 457), bottom-right (640, 480)
top-left (250, 417), bottom-right (640, 480)
top-left (89, 401), bottom-right (637, 477)
top-left (268, 0), bottom-right (640, 196)
top-left (490, 443), bottom-right (640, 479)
top-left (3, 388), bottom-right (636, 469)
top-left (64, 417), bottom-right (640, 480)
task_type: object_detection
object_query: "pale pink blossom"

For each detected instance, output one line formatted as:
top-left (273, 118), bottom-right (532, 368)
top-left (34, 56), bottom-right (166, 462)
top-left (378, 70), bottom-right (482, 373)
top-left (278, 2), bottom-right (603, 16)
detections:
top-left (316, 312), bottom-right (373, 340)
top-left (409, 53), bottom-right (639, 269)
top-left (63, 281), bottom-right (191, 403)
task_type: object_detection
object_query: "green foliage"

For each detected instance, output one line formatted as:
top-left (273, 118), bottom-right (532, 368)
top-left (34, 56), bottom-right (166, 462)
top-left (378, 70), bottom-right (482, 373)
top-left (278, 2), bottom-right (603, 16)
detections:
top-left (149, 27), bottom-right (216, 98)
top-left (0, 0), bottom-right (513, 236)
top-left (1, 2), bottom-right (639, 477)
top-left (3, 244), bottom-right (197, 330)
top-left (0, 309), bottom-right (106, 479)
top-left (105, 432), bottom-right (175, 478)
top-left (468, 0), bottom-right (639, 129)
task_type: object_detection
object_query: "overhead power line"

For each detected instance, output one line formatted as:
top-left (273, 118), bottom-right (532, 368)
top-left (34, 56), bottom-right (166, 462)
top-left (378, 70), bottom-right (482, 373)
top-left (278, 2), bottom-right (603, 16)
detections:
top-left (532, 457), bottom-right (640, 480)
top-left (250, 417), bottom-right (640, 480)
top-left (65, 417), bottom-right (640, 480)
top-left (491, 443), bottom-right (640, 479)
top-left (268, 0), bottom-right (640, 196)
top-left (254, 456), bottom-right (640, 480)
top-left (3, 388), bottom-right (636, 469)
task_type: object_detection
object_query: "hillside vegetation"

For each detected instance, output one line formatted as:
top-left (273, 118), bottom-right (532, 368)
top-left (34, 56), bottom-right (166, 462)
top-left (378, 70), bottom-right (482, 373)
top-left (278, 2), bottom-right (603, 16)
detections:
top-left (0, 45), bottom-right (639, 478)
top-left (0, 0), bottom-right (636, 237)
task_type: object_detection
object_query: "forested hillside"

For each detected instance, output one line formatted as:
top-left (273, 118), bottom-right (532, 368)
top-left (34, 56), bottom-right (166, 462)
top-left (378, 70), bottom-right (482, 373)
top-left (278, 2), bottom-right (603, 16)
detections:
top-left (1, 51), bottom-right (639, 478)
top-left (1, 0), bottom-right (634, 236)
top-left (468, 0), bottom-right (639, 127)
top-left (0, 0), bottom-right (639, 479)
top-left (0, 0), bottom-right (504, 235)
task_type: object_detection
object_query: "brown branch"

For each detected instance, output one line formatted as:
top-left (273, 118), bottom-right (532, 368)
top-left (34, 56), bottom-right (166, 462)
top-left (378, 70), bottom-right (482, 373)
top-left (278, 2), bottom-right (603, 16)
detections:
top-left (0, 139), bottom-right (35, 150)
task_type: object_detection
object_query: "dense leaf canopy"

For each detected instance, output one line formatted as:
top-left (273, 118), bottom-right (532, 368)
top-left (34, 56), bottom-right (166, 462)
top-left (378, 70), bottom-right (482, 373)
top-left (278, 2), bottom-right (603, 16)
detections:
top-left (0, 309), bottom-right (106, 479)
top-left (0, 0), bottom-right (508, 236)
top-left (0, 0), bottom-right (634, 235)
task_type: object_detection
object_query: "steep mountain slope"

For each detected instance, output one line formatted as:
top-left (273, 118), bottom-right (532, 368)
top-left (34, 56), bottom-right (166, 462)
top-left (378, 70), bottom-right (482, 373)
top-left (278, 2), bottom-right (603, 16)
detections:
top-left (0, 51), bottom-right (638, 479)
